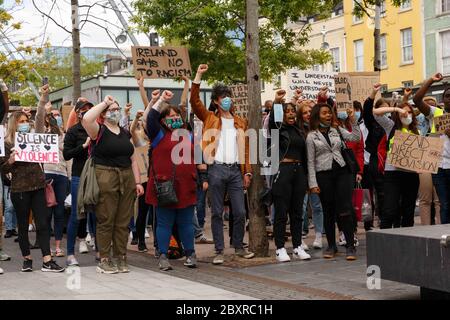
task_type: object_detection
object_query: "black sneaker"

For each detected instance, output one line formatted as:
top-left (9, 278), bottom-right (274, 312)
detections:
top-left (11, 230), bottom-right (18, 237)
top-left (323, 246), bottom-right (338, 259)
top-left (346, 246), bottom-right (357, 261)
top-left (138, 242), bottom-right (148, 252)
top-left (131, 232), bottom-right (138, 245)
top-left (4, 230), bottom-right (13, 238)
top-left (21, 259), bottom-right (33, 272)
top-left (41, 260), bottom-right (65, 273)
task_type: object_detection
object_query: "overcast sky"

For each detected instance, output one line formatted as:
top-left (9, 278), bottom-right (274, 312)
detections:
top-left (2, 0), bottom-right (151, 54)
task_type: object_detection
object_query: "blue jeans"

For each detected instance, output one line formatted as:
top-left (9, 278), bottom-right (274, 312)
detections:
top-left (3, 185), bottom-right (17, 231)
top-left (67, 176), bottom-right (97, 256)
top-left (46, 173), bottom-right (68, 241)
top-left (302, 193), bottom-right (324, 234)
top-left (432, 168), bottom-right (450, 224)
top-left (196, 187), bottom-right (206, 228)
top-left (156, 206), bottom-right (195, 257)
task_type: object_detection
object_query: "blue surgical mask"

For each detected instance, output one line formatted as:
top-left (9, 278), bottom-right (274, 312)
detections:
top-left (401, 115), bottom-right (413, 126)
top-left (337, 111), bottom-right (348, 120)
top-left (55, 116), bottom-right (63, 128)
top-left (355, 111), bottom-right (361, 120)
top-left (274, 104), bottom-right (283, 123)
top-left (320, 122), bottom-right (330, 128)
top-left (220, 97), bottom-right (232, 112)
top-left (18, 123), bottom-right (30, 133)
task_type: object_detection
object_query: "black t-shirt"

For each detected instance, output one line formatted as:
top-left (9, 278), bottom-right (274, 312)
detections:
top-left (94, 126), bottom-right (134, 168)
top-left (284, 125), bottom-right (304, 161)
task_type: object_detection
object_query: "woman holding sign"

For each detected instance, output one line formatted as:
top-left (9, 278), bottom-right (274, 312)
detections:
top-left (373, 97), bottom-right (420, 229)
top-left (0, 85), bottom-right (65, 273)
top-left (306, 102), bottom-right (361, 261)
top-left (82, 96), bottom-right (144, 274)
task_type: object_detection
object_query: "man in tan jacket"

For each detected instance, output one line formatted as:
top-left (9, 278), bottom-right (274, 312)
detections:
top-left (190, 64), bottom-right (254, 264)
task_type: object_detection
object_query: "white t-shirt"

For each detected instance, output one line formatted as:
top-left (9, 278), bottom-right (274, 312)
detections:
top-left (428, 106), bottom-right (450, 169)
top-left (215, 117), bottom-right (238, 164)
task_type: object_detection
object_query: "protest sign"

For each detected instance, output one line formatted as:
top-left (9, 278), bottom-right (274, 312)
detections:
top-left (230, 85), bottom-right (249, 118)
top-left (132, 46), bottom-right (192, 79)
top-left (334, 72), bottom-right (380, 111)
top-left (14, 133), bottom-right (59, 164)
top-left (287, 70), bottom-right (336, 100)
top-left (434, 113), bottom-right (450, 134)
top-left (62, 104), bottom-right (73, 128)
top-left (135, 145), bottom-right (149, 184)
top-left (387, 131), bottom-right (444, 174)
top-left (0, 125), bottom-right (5, 157)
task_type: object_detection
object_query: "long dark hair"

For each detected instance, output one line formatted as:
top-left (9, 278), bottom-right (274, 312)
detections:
top-left (46, 114), bottom-right (62, 136)
top-left (309, 103), bottom-right (334, 131)
top-left (391, 102), bottom-right (419, 135)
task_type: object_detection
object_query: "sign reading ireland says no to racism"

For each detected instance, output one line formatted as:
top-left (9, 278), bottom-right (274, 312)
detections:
top-left (387, 131), bottom-right (444, 174)
top-left (14, 133), bottom-right (59, 164)
top-left (132, 46), bottom-right (192, 79)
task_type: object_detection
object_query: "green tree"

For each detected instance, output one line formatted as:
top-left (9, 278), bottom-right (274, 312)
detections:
top-left (132, 0), bottom-right (340, 83)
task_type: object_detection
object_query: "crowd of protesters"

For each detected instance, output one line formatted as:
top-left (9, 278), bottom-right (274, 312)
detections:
top-left (0, 67), bottom-right (449, 275)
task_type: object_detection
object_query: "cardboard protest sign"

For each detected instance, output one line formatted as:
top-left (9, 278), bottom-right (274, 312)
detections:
top-left (287, 70), bottom-right (337, 100)
top-left (62, 105), bottom-right (73, 128)
top-left (132, 46), bottom-right (192, 79)
top-left (230, 85), bottom-right (249, 118)
top-left (14, 133), bottom-right (59, 164)
top-left (434, 113), bottom-right (450, 134)
top-left (0, 125), bottom-right (5, 157)
top-left (334, 72), bottom-right (380, 111)
top-left (135, 145), bottom-right (149, 184)
top-left (387, 131), bottom-right (444, 174)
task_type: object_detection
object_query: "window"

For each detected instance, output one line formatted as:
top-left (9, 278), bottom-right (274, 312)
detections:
top-left (353, 0), bottom-right (363, 23)
top-left (273, 75), bottom-right (281, 89)
top-left (400, 0), bottom-right (411, 10)
top-left (401, 28), bottom-right (413, 63)
top-left (312, 64), bottom-right (321, 71)
top-left (380, 34), bottom-right (387, 68)
top-left (381, 84), bottom-right (388, 93)
top-left (330, 47), bottom-right (340, 72)
top-left (443, 0), bottom-right (450, 13)
top-left (354, 40), bottom-right (364, 71)
top-left (442, 30), bottom-right (450, 74)
top-left (402, 80), bottom-right (414, 88)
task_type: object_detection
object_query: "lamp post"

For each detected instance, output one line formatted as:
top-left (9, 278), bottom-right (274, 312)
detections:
top-left (320, 25), bottom-right (329, 71)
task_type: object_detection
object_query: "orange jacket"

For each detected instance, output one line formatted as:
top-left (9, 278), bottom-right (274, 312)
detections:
top-left (190, 82), bottom-right (252, 175)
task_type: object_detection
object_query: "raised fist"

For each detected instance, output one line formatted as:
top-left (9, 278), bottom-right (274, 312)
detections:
top-left (136, 110), bottom-right (144, 119)
top-left (161, 90), bottom-right (174, 102)
top-left (275, 89), bottom-right (286, 102)
top-left (197, 64), bottom-right (209, 74)
top-left (103, 95), bottom-right (114, 106)
top-left (151, 89), bottom-right (160, 101)
top-left (431, 73), bottom-right (443, 82)
top-left (373, 83), bottom-right (382, 91)
top-left (137, 75), bottom-right (144, 87)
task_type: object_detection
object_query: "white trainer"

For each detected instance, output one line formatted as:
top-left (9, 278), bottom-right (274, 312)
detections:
top-left (0, 267), bottom-right (3, 274)
top-left (79, 240), bottom-right (89, 254)
top-left (313, 233), bottom-right (323, 249)
top-left (301, 240), bottom-right (309, 251)
top-left (145, 229), bottom-right (150, 238)
top-left (338, 231), bottom-right (347, 246)
top-left (293, 247), bottom-right (311, 260)
top-left (275, 248), bottom-right (291, 263)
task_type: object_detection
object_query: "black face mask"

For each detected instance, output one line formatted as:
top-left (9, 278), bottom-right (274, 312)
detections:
top-left (78, 111), bottom-right (88, 119)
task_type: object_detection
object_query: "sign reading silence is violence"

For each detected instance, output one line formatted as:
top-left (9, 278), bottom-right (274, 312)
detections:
top-left (387, 130), bottom-right (444, 174)
top-left (132, 46), bottom-right (192, 79)
top-left (14, 132), bottom-right (59, 164)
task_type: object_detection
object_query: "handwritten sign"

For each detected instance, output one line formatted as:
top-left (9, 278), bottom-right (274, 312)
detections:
top-left (387, 131), bottom-right (444, 174)
top-left (14, 133), bottom-right (59, 164)
top-left (287, 70), bottom-right (337, 100)
top-left (434, 113), bottom-right (450, 134)
top-left (62, 105), bottom-right (73, 128)
top-left (131, 46), bottom-right (192, 79)
top-left (334, 72), bottom-right (380, 111)
top-left (230, 85), bottom-right (249, 118)
top-left (0, 125), bottom-right (4, 157)
top-left (135, 145), bottom-right (149, 184)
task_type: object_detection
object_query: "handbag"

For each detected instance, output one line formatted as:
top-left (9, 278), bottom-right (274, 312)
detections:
top-left (352, 182), bottom-right (373, 223)
top-left (45, 179), bottom-right (58, 207)
top-left (337, 129), bottom-right (360, 174)
top-left (151, 157), bottom-right (178, 207)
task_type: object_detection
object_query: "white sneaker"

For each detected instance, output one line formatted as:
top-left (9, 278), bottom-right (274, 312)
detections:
top-left (293, 247), bottom-right (311, 260)
top-left (338, 232), bottom-right (347, 246)
top-left (354, 235), bottom-right (359, 247)
top-left (28, 224), bottom-right (35, 232)
top-left (79, 240), bottom-right (89, 254)
top-left (313, 233), bottom-right (323, 249)
top-left (86, 233), bottom-right (92, 243)
top-left (276, 248), bottom-right (291, 262)
top-left (0, 267), bottom-right (3, 274)
top-left (301, 240), bottom-right (309, 251)
top-left (145, 229), bottom-right (150, 239)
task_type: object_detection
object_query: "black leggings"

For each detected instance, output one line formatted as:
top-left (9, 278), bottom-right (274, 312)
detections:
top-left (316, 166), bottom-right (355, 248)
top-left (272, 163), bottom-right (307, 249)
top-left (11, 189), bottom-right (51, 257)
top-left (136, 183), bottom-right (153, 244)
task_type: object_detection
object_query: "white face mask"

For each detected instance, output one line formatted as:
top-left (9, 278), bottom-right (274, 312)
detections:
top-left (105, 110), bottom-right (120, 124)
top-left (401, 115), bottom-right (413, 126)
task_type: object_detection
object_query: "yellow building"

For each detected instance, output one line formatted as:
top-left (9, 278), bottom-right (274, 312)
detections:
top-left (344, 0), bottom-right (424, 91)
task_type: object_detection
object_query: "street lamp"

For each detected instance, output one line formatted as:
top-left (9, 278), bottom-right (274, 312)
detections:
top-left (115, 30), bottom-right (128, 44)
top-left (320, 25), bottom-right (329, 50)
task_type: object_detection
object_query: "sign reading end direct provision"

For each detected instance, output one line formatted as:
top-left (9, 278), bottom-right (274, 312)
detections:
top-left (132, 46), bottom-right (192, 79)
top-left (14, 133), bottom-right (59, 164)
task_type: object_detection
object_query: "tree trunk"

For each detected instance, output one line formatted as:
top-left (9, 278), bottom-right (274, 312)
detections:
top-left (373, 0), bottom-right (381, 72)
top-left (245, 0), bottom-right (269, 257)
top-left (71, 0), bottom-right (81, 103)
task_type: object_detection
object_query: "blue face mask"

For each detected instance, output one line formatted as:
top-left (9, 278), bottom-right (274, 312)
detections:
top-left (337, 111), bottom-right (348, 120)
top-left (320, 122), bottom-right (330, 128)
top-left (18, 123), bottom-right (30, 133)
top-left (416, 113), bottom-right (425, 123)
top-left (354, 111), bottom-right (361, 120)
top-left (220, 97), bottom-right (232, 112)
top-left (55, 116), bottom-right (63, 128)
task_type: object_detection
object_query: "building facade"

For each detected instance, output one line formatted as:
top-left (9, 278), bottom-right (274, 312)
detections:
top-left (44, 46), bottom-right (123, 61)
